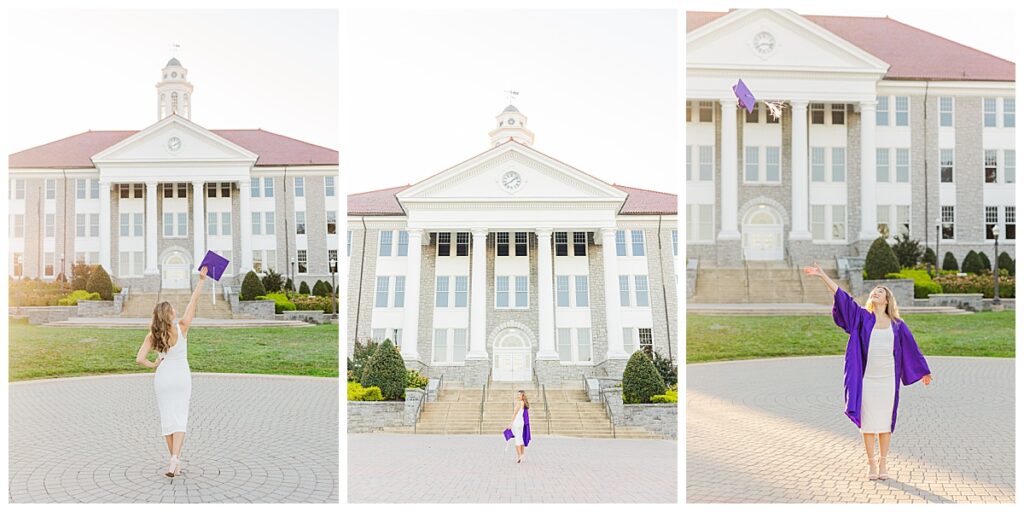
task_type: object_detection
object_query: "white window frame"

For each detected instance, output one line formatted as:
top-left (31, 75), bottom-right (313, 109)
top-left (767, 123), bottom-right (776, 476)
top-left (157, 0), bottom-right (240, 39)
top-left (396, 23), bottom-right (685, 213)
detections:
top-left (810, 204), bottom-right (847, 243)
top-left (939, 96), bottom-right (954, 127)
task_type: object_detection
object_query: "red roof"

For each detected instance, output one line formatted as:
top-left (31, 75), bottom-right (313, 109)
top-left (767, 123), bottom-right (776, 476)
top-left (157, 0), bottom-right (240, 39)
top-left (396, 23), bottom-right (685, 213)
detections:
top-left (347, 183), bottom-right (677, 216)
top-left (688, 11), bottom-right (1015, 81)
top-left (9, 129), bottom-right (337, 169)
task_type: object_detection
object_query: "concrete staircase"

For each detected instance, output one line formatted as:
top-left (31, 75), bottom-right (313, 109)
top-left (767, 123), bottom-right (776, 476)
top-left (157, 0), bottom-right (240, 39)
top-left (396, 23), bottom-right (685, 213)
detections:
top-left (691, 262), bottom-right (850, 304)
top-left (121, 291), bottom-right (236, 319)
top-left (403, 381), bottom-right (660, 439)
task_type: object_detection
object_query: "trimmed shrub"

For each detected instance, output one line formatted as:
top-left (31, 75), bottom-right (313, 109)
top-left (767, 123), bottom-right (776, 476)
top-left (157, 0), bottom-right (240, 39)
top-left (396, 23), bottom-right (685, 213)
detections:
top-left (622, 350), bottom-right (666, 404)
top-left (299, 281), bottom-right (311, 295)
top-left (922, 247), bottom-right (937, 266)
top-left (891, 233), bottom-right (924, 269)
top-left (864, 237), bottom-right (900, 280)
top-left (998, 252), bottom-right (1015, 276)
top-left (361, 339), bottom-right (407, 401)
top-left (285, 278), bottom-right (295, 292)
top-left (350, 340), bottom-right (379, 381)
top-left (257, 292), bottom-right (296, 313)
top-left (347, 382), bottom-right (384, 401)
top-left (261, 269), bottom-right (284, 293)
top-left (942, 252), bottom-right (959, 271)
top-left (978, 252), bottom-right (993, 274)
top-left (240, 270), bottom-right (266, 301)
top-left (934, 271), bottom-right (1015, 298)
top-left (406, 369), bottom-right (429, 389)
top-left (651, 390), bottom-right (679, 403)
top-left (885, 269), bottom-right (942, 299)
top-left (85, 265), bottom-right (114, 300)
top-left (57, 290), bottom-right (101, 306)
top-left (360, 386), bottom-right (383, 401)
top-left (961, 250), bottom-right (984, 275)
top-left (292, 295), bottom-right (332, 313)
top-left (71, 263), bottom-right (93, 291)
top-left (648, 350), bottom-right (678, 388)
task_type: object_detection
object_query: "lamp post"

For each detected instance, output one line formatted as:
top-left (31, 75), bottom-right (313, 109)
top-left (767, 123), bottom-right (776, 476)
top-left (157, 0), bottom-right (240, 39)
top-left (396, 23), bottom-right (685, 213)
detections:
top-left (935, 217), bottom-right (942, 276)
top-left (290, 258), bottom-right (296, 292)
top-left (329, 256), bottom-right (338, 315)
top-left (60, 253), bottom-right (66, 290)
top-left (992, 225), bottom-right (1002, 306)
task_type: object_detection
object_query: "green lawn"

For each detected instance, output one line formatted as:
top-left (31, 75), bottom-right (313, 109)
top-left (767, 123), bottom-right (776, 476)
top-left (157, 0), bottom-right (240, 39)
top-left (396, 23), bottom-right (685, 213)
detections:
top-left (686, 311), bottom-right (1015, 363)
top-left (8, 319), bottom-right (339, 381)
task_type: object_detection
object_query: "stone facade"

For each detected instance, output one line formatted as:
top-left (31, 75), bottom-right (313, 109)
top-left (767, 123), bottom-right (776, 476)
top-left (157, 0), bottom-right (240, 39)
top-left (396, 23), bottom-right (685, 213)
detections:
top-left (237, 299), bottom-right (276, 319)
top-left (346, 401), bottom-right (405, 433)
top-left (602, 387), bottom-right (678, 439)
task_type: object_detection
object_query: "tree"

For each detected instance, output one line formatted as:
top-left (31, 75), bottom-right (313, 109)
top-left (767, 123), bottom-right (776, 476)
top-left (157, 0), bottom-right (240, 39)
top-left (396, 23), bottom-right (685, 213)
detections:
top-left (299, 281), bottom-right (311, 295)
top-left (998, 251), bottom-right (1015, 276)
top-left (648, 350), bottom-right (678, 388)
top-left (240, 270), bottom-right (267, 301)
top-left (891, 233), bottom-right (924, 269)
top-left (312, 280), bottom-right (328, 297)
top-left (942, 252), bottom-right (959, 271)
top-left (961, 250), bottom-right (984, 275)
top-left (622, 350), bottom-right (666, 404)
top-left (360, 339), bottom-right (407, 400)
top-left (285, 278), bottom-right (295, 292)
top-left (922, 247), bottom-right (937, 266)
top-left (978, 251), bottom-right (993, 274)
top-left (71, 263), bottom-right (93, 291)
top-left (261, 268), bottom-right (284, 293)
top-left (350, 339), bottom-right (380, 381)
top-left (85, 265), bottom-right (114, 300)
top-left (864, 237), bottom-right (900, 280)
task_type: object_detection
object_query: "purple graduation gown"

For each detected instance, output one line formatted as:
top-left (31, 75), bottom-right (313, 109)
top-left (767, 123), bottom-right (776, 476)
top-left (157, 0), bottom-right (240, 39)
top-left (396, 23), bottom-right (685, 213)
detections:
top-left (522, 408), bottom-right (531, 447)
top-left (832, 288), bottom-right (931, 432)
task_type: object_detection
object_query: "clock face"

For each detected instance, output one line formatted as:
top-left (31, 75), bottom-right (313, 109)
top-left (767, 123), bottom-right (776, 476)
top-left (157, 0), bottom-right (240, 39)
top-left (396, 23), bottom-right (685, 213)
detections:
top-left (167, 137), bottom-right (182, 152)
top-left (508, 118), bottom-right (516, 125)
top-left (753, 31), bottom-right (776, 56)
top-left (501, 171), bottom-right (522, 192)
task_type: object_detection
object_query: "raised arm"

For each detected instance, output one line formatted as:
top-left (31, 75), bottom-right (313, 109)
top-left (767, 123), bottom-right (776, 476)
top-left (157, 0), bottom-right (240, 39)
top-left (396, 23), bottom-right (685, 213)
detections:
top-left (802, 262), bottom-right (839, 295)
top-left (804, 262), bottom-right (861, 333)
top-left (136, 333), bottom-right (162, 369)
top-left (180, 266), bottom-right (208, 336)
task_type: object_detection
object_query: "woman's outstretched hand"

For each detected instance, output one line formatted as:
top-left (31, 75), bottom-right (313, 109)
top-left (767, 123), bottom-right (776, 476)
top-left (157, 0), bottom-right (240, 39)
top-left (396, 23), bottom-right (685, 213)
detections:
top-left (802, 262), bottom-right (826, 278)
top-left (922, 374), bottom-right (933, 386)
top-left (199, 266), bottom-right (208, 280)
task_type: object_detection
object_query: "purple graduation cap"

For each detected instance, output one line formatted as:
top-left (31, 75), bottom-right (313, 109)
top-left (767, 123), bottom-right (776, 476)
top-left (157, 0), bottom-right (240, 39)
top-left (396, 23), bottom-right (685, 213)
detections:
top-left (198, 250), bottom-right (230, 281)
top-left (732, 78), bottom-right (756, 113)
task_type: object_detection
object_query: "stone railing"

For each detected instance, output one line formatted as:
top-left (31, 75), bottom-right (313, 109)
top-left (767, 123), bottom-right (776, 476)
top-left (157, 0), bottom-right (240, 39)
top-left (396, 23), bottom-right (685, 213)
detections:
top-left (237, 300), bottom-right (276, 319)
top-left (347, 388), bottom-right (426, 433)
top-left (928, 293), bottom-right (985, 312)
top-left (601, 387), bottom-right (678, 440)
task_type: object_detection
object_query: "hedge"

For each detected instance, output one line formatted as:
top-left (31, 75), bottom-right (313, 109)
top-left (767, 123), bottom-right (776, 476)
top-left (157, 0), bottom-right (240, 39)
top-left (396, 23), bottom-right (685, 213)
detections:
top-left (240, 270), bottom-right (266, 301)
top-left (622, 350), bottom-right (666, 404)
top-left (347, 382), bottom-right (383, 401)
top-left (361, 339), bottom-right (407, 401)
top-left (884, 268), bottom-right (943, 299)
top-left (934, 271), bottom-right (1015, 298)
top-left (651, 390), bottom-right (678, 403)
top-left (942, 252), bottom-right (959, 271)
top-left (86, 265), bottom-right (114, 300)
top-left (57, 290), bottom-right (101, 306)
top-left (256, 292), bottom-right (296, 313)
top-left (864, 237), bottom-right (900, 280)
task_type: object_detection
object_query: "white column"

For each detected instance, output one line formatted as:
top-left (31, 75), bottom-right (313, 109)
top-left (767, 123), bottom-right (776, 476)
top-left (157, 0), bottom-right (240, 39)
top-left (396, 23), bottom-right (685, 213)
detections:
top-left (192, 181), bottom-right (206, 270)
top-left (601, 228), bottom-right (627, 359)
top-left (98, 181), bottom-right (112, 272)
top-left (238, 179), bottom-right (253, 272)
top-left (467, 228), bottom-right (489, 359)
top-left (144, 181), bottom-right (159, 275)
top-left (535, 228), bottom-right (558, 360)
top-left (719, 99), bottom-right (740, 239)
top-left (400, 228), bottom-right (423, 361)
top-left (859, 100), bottom-right (878, 240)
top-left (790, 100), bottom-right (812, 239)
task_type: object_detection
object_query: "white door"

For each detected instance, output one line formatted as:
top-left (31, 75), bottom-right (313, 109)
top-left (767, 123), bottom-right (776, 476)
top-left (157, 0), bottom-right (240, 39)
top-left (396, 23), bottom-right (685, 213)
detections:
top-left (492, 332), bottom-right (532, 381)
top-left (162, 253), bottom-right (191, 289)
top-left (743, 208), bottom-right (784, 261)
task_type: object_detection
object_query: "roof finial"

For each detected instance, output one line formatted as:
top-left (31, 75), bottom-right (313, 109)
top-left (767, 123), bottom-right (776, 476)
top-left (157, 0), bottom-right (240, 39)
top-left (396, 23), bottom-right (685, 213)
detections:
top-left (505, 89), bottom-right (519, 105)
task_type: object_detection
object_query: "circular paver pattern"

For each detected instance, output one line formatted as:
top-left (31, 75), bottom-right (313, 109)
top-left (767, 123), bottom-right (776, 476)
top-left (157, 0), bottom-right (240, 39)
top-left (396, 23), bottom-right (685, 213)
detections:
top-left (687, 356), bottom-right (1014, 504)
top-left (9, 373), bottom-right (338, 503)
top-left (348, 434), bottom-right (677, 502)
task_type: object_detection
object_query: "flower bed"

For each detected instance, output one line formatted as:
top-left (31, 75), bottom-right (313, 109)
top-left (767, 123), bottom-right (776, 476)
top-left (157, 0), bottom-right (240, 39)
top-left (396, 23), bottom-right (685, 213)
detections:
top-left (934, 271), bottom-right (1015, 298)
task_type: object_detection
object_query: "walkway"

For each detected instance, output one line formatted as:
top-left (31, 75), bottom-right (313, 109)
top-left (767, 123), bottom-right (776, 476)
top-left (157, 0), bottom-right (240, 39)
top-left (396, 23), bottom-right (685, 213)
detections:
top-left (43, 318), bottom-right (313, 328)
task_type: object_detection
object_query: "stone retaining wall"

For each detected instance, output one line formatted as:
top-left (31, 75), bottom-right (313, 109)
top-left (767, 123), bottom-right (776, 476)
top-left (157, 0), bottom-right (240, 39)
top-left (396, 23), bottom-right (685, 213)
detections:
top-left (11, 306), bottom-right (78, 325)
top-left (280, 311), bottom-right (327, 324)
top-left (928, 293), bottom-right (985, 312)
top-left (77, 300), bottom-right (117, 317)
top-left (602, 387), bottom-right (677, 439)
top-left (237, 300), bottom-right (276, 319)
top-left (859, 279), bottom-right (915, 306)
top-left (347, 388), bottom-right (425, 433)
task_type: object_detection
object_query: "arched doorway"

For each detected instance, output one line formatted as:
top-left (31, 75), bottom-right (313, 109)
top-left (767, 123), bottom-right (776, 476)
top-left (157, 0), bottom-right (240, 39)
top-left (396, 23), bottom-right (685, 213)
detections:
top-left (162, 252), bottom-right (191, 289)
top-left (492, 330), bottom-right (532, 382)
top-left (742, 206), bottom-right (784, 261)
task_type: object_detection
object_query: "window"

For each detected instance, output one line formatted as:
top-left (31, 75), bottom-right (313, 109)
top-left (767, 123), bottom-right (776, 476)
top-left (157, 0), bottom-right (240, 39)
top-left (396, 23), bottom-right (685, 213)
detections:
top-left (264, 177), bottom-right (274, 197)
top-left (45, 214), bottom-right (54, 238)
top-left (940, 149), bottom-right (954, 183)
top-left (456, 232), bottom-right (470, 257)
top-left (810, 103), bottom-right (825, 124)
top-left (347, 231), bottom-right (353, 257)
top-left (90, 214), bottom-right (99, 237)
top-left (573, 231), bottom-right (587, 256)
top-left (1006, 150), bottom-right (1016, 183)
top-left (163, 213), bottom-right (173, 236)
top-left (896, 205), bottom-right (910, 238)
top-left (639, 328), bottom-right (653, 354)
top-left (296, 211), bottom-right (306, 235)
top-left (454, 276), bottom-right (468, 308)
top-left (120, 184), bottom-right (130, 199)
top-left (297, 250), bottom-right (307, 274)
top-left (622, 328), bottom-right (636, 355)
top-left (12, 252), bottom-right (23, 277)
top-left (698, 145), bottom-right (714, 181)
top-left (120, 213), bottom-right (130, 236)
top-left (986, 206), bottom-right (999, 239)
top-left (877, 206), bottom-right (890, 237)
top-left (811, 205), bottom-right (846, 242)
top-left (221, 212), bottom-right (232, 236)
top-left (266, 250), bottom-right (276, 270)
top-left (895, 96), bottom-right (909, 126)
top-left (831, 148), bottom-right (846, 182)
top-left (496, 275), bottom-right (527, 309)
top-left (372, 328), bottom-right (386, 342)
top-left (615, 230), bottom-right (627, 256)
top-left (433, 329), bottom-right (448, 363)
top-left (452, 329), bottom-right (467, 363)
top-left (397, 231), bottom-right (408, 256)
top-left (90, 179), bottom-right (99, 199)
top-left (495, 276), bottom-right (508, 308)
top-left (876, 148), bottom-right (890, 182)
top-left (379, 231), bottom-right (393, 256)
top-left (177, 213), bottom-right (186, 237)
top-left (265, 213), bottom-right (275, 235)
top-left (251, 177), bottom-right (261, 197)
top-left (985, 149), bottom-right (999, 183)
top-left (832, 205), bottom-right (846, 240)
top-left (207, 212), bottom-right (218, 236)
top-left (939, 97), bottom-right (954, 127)
top-left (436, 276), bottom-right (450, 307)
top-left (672, 230), bottom-right (678, 256)
top-left (577, 328), bottom-right (592, 362)
top-left (392, 329), bottom-right (403, 347)
top-left (558, 328), bottom-right (572, 362)
top-left (619, 275), bottom-right (631, 306)
top-left (896, 148), bottom-right (910, 183)
top-left (766, 147), bottom-right (780, 182)
top-left (76, 179), bottom-right (86, 199)
top-left (252, 212), bottom-right (262, 235)
top-left (437, 232), bottom-right (451, 257)
top-left (745, 103), bottom-right (759, 123)
top-left (686, 204), bottom-right (714, 242)
top-left (325, 176), bottom-right (335, 197)
top-left (555, 327), bottom-right (595, 363)
top-left (13, 214), bottom-right (25, 238)
top-left (45, 179), bottom-right (55, 200)
top-left (178, 183), bottom-right (187, 198)
top-left (574, 276), bottom-right (589, 307)
top-left (1005, 98), bottom-right (1015, 127)
top-left (831, 103), bottom-right (845, 125)
top-left (556, 276), bottom-right (570, 307)
top-left (496, 232), bottom-right (510, 256)
top-left (635, 276), bottom-right (650, 307)
top-left (984, 98), bottom-right (997, 127)
top-left (294, 177), bottom-right (305, 197)
top-left (208, 183), bottom-right (218, 198)
top-left (686, 102), bottom-right (691, 123)
top-left (515, 232), bottom-right (528, 256)
top-left (698, 101), bottom-right (713, 122)
top-left (876, 96), bottom-right (889, 126)
top-left (393, 276), bottom-right (405, 307)
top-left (811, 147), bottom-right (825, 182)
top-left (515, 276), bottom-right (528, 307)
top-left (631, 230), bottom-right (645, 256)
top-left (941, 206), bottom-right (955, 240)
top-left (744, 146), bottom-right (759, 182)
top-left (554, 232), bottom-right (568, 256)
top-left (253, 251), bottom-right (263, 273)
top-left (1006, 206), bottom-right (1016, 240)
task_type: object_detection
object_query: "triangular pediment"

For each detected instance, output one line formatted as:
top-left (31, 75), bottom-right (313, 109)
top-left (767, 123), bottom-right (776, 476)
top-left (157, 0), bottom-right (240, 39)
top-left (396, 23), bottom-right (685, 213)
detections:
top-left (688, 9), bottom-right (889, 75)
top-left (397, 142), bottom-right (627, 206)
top-left (91, 115), bottom-right (257, 165)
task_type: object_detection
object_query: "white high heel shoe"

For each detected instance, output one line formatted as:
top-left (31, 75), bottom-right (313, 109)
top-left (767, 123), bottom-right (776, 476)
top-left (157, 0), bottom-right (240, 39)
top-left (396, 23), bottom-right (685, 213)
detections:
top-left (165, 455), bottom-right (180, 478)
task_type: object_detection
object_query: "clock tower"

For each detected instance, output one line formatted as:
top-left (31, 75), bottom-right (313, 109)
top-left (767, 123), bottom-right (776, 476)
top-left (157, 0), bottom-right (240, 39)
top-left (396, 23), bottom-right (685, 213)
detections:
top-left (488, 104), bottom-right (535, 147)
top-left (156, 57), bottom-right (194, 121)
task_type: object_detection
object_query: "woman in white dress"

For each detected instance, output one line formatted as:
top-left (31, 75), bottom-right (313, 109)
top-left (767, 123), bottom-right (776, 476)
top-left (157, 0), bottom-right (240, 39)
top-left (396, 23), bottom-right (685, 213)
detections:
top-left (506, 390), bottom-right (531, 463)
top-left (136, 266), bottom-right (208, 477)
top-left (804, 263), bottom-right (932, 481)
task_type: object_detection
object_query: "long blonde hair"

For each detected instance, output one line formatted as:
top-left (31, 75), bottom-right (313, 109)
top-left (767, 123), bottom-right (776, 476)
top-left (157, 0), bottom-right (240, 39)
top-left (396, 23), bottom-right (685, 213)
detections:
top-left (150, 302), bottom-right (176, 353)
top-left (864, 286), bottom-right (902, 322)
top-left (518, 390), bottom-right (530, 410)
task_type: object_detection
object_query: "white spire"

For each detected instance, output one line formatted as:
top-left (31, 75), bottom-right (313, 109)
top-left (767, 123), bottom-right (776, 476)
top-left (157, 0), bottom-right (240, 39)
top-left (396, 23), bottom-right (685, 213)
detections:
top-left (156, 57), bottom-right (194, 120)
top-left (488, 103), bottom-right (534, 147)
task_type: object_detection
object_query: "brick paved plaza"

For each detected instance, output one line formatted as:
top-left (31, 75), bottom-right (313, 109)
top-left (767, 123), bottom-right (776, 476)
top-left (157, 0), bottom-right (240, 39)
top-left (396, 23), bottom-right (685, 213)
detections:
top-left (9, 373), bottom-right (338, 503)
top-left (687, 356), bottom-right (1014, 503)
top-left (348, 434), bottom-right (677, 502)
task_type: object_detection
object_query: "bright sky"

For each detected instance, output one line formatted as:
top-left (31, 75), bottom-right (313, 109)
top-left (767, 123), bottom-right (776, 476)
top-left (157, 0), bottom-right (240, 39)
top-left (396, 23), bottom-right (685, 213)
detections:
top-left (7, 9), bottom-right (338, 153)
top-left (342, 9), bottom-right (679, 195)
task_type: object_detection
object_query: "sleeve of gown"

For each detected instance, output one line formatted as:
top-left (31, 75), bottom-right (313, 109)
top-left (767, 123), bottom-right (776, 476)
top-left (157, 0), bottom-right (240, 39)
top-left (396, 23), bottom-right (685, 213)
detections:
top-left (899, 321), bottom-right (931, 386)
top-left (831, 287), bottom-right (862, 334)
